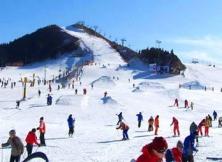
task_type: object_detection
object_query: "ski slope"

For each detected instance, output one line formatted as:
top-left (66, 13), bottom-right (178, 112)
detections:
top-left (0, 28), bottom-right (222, 162)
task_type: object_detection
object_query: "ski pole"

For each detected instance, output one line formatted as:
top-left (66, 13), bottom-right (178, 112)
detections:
top-left (1, 147), bottom-right (3, 162)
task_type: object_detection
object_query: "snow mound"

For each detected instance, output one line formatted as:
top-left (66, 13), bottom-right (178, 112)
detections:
top-left (138, 81), bottom-right (165, 90)
top-left (91, 76), bottom-right (115, 88)
top-left (56, 95), bottom-right (81, 105)
top-left (101, 96), bottom-right (118, 104)
top-left (181, 81), bottom-right (205, 90)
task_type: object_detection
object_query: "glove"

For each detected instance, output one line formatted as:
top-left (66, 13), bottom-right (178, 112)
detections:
top-left (195, 149), bottom-right (198, 152)
top-left (37, 127), bottom-right (39, 130)
top-left (37, 144), bottom-right (41, 147)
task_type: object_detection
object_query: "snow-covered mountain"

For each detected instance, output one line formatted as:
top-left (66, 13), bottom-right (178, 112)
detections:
top-left (0, 24), bottom-right (222, 162)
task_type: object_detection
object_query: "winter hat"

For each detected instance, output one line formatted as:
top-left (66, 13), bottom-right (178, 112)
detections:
top-left (176, 140), bottom-right (183, 149)
top-left (31, 128), bottom-right (36, 132)
top-left (40, 117), bottom-right (44, 120)
top-left (9, 129), bottom-right (16, 135)
top-left (151, 137), bottom-right (168, 153)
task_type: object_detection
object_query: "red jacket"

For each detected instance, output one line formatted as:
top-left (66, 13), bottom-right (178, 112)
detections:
top-left (154, 117), bottom-right (159, 128)
top-left (171, 118), bottom-right (179, 127)
top-left (171, 147), bottom-right (182, 162)
top-left (25, 131), bottom-right (39, 145)
top-left (136, 144), bottom-right (163, 162)
top-left (39, 121), bottom-right (46, 133)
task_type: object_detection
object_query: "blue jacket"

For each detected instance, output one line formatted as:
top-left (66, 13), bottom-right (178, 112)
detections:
top-left (183, 134), bottom-right (197, 156)
top-left (67, 116), bottom-right (75, 128)
top-left (136, 113), bottom-right (143, 121)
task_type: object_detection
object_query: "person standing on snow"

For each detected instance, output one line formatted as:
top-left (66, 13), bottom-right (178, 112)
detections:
top-left (213, 110), bottom-right (217, 121)
top-left (1, 130), bottom-right (24, 162)
top-left (38, 90), bottom-right (41, 97)
top-left (198, 119), bottom-right (205, 136)
top-left (190, 102), bottom-right (194, 110)
top-left (116, 121), bottom-right (129, 140)
top-left (204, 116), bottom-right (210, 137)
top-left (47, 94), bottom-right (52, 106)
top-left (154, 115), bottom-right (159, 135)
top-left (165, 140), bottom-right (183, 162)
top-left (37, 117), bottom-right (46, 146)
top-left (136, 112), bottom-right (143, 128)
top-left (25, 128), bottom-right (40, 156)
top-left (184, 99), bottom-right (189, 108)
top-left (208, 114), bottom-right (213, 127)
top-left (174, 98), bottom-right (179, 107)
top-left (136, 137), bottom-right (168, 162)
top-left (148, 116), bottom-right (154, 132)
top-left (67, 114), bottom-right (75, 137)
top-left (182, 132), bottom-right (198, 162)
top-left (116, 112), bottom-right (124, 125)
top-left (170, 117), bottom-right (180, 136)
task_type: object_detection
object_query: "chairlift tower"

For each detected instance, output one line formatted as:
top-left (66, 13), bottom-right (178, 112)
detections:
top-left (156, 40), bottom-right (162, 48)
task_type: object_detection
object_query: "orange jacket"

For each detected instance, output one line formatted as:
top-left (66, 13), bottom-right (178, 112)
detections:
top-left (154, 116), bottom-right (159, 128)
top-left (117, 122), bottom-right (129, 130)
top-left (39, 121), bottom-right (46, 133)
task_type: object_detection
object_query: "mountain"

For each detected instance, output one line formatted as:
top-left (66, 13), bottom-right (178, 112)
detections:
top-left (0, 22), bottom-right (185, 74)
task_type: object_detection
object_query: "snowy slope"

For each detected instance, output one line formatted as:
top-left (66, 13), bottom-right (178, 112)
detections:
top-left (0, 28), bottom-right (222, 162)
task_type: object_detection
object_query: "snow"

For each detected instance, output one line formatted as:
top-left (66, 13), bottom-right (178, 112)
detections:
top-left (0, 28), bottom-right (222, 162)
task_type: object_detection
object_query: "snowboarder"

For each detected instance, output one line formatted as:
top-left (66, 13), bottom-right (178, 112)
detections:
top-left (148, 116), bottom-right (154, 132)
top-left (16, 100), bottom-right (20, 109)
top-left (116, 121), bottom-right (129, 140)
top-left (38, 90), bottom-right (41, 97)
top-left (37, 117), bottom-right (46, 146)
top-left (116, 112), bottom-right (124, 125)
top-left (154, 115), bottom-right (159, 135)
top-left (174, 98), bottom-right (179, 107)
top-left (165, 140), bottom-right (183, 162)
top-left (136, 137), bottom-right (168, 162)
top-left (182, 133), bottom-right (198, 162)
top-left (47, 94), bottom-right (52, 106)
top-left (170, 117), bottom-right (180, 136)
top-left (136, 112), bottom-right (143, 128)
top-left (213, 110), bottom-right (217, 121)
top-left (184, 99), bottom-right (189, 108)
top-left (198, 119), bottom-right (205, 136)
top-left (25, 128), bottom-right (40, 156)
top-left (1, 130), bottom-right (24, 162)
top-left (67, 114), bottom-right (75, 137)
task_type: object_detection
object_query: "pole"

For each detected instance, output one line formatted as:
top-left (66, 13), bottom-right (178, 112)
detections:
top-left (23, 77), bottom-right (27, 100)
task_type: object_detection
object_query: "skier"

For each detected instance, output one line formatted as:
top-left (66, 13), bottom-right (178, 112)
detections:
top-left (148, 116), bottom-right (154, 132)
top-left (47, 94), bottom-right (52, 106)
top-left (67, 114), bottom-right (75, 137)
top-left (104, 91), bottom-right (107, 98)
top-left (37, 117), bottom-right (46, 146)
top-left (25, 128), bottom-right (40, 156)
top-left (198, 119), bottom-right (205, 136)
top-left (204, 116), bottom-right (210, 136)
top-left (83, 88), bottom-right (87, 95)
top-left (182, 133), bottom-right (198, 162)
top-left (154, 115), bottom-right (159, 135)
top-left (116, 121), bottom-right (129, 140)
top-left (165, 140), bottom-right (183, 162)
top-left (184, 99), bottom-right (189, 108)
top-left (213, 110), bottom-right (217, 121)
top-left (75, 89), bottom-right (78, 95)
top-left (16, 100), bottom-right (20, 109)
top-left (136, 112), bottom-right (143, 128)
top-left (49, 84), bottom-right (52, 92)
top-left (190, 121), bottom-right (199, 146)
top-left (133, 83), bottom-right (135, 88)
top-left (174, 98), bottom-right (179, 107)
top-left (170, 117), bottom-right (180, 136)
top-left (1, 130), bottom-right (24, 162)
top-left (190, 102), bottom-right (194, 110)
top-left (38, 90), bottom-right (41, 97)
top-left (136, 137), bottom-right (168, 162)
top-left (116, 112), bottom-right (124, 125)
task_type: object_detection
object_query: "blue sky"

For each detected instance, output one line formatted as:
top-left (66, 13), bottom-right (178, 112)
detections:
top-left (1, 0), bottom-right (222, 64)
